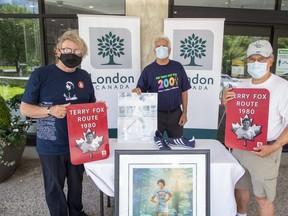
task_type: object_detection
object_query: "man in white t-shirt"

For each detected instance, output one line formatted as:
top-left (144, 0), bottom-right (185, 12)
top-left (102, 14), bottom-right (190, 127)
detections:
top-left (223, 40), bottom-right (288, 216)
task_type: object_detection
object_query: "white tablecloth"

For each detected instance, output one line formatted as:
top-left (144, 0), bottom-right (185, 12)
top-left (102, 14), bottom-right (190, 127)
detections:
top-left (84, 139), bottom-right (244, 216)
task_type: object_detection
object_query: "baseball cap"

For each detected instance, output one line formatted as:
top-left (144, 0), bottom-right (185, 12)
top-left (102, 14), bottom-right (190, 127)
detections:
top-left (247, 40), bottom-right (273, 58)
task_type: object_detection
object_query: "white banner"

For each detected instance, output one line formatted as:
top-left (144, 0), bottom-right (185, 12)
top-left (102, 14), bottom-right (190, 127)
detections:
top-left (78, 15), bottom-right (141, 130)
top-left (164, 18), bottom-right (225, 130)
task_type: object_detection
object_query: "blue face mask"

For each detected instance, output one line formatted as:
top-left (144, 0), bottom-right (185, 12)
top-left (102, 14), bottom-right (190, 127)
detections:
top-left (247, 62), bottom-right (268, 79)
top-left (155, 46), bottom-right (169, 59)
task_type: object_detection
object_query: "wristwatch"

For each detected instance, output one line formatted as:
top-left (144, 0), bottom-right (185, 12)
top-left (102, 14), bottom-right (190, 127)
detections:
top-left (47, 106), bottom-right (52, 116)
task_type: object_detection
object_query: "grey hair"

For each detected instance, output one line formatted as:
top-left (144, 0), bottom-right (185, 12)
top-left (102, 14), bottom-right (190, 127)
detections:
top-left (153, 35), bottom-right (171, 48)
top-left (55, 29), bottom-right (88, 58)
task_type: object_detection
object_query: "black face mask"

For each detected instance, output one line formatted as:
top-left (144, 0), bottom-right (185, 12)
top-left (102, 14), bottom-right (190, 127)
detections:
top-left (59, 54), bottom-right (82, 68)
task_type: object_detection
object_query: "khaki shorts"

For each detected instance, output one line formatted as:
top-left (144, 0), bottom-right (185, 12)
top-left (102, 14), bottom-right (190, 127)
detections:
top-left (232, 147), bottom-right (282, 201)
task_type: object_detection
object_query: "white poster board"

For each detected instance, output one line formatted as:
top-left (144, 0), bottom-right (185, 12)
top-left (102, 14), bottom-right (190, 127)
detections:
top-left (78, 15), bottom-right (141, 130)
top-left (117, 93), bottom-right (157, 143)
top-left (164, 18), bottom-right (225, 130)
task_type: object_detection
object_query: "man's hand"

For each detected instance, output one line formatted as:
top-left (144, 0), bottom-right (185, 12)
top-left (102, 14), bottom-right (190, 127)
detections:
top-left (222, 87), bottom-right (235, 105)
top-left (50, 103), bottom-right (70, 119)
top-left (178, 113), bottom-right (187, 126)
top-left (252, 144), bottom-right (278, 157)
top-left (131, 87), bottom-right (142, 95)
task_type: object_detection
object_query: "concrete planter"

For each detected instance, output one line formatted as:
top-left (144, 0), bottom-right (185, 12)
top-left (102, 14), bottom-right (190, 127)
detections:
top-left (0, 137), bottom-right (26, 183)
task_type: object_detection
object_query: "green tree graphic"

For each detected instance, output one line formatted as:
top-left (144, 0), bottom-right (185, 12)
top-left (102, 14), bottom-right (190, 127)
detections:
top-left (180, 34), bottom-right (207, 66)
top-left (97, 31), bottom-right (125, 65)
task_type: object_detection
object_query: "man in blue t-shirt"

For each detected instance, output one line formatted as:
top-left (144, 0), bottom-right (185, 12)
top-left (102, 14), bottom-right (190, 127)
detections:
top-left (20, 30), bottom-right (95, 216)
top-left (132, 36), bottom-right (191, 138)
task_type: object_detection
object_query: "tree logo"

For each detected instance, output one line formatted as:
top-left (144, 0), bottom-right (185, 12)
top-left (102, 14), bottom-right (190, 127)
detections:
top-left (97, 31), bottom-right (125, 65)
top-left (89, 28), bottom-right (132, 69)
top-left (180, 33), bottom-right (206, 66)
top-left (173, 30), bottom-right (213, 70)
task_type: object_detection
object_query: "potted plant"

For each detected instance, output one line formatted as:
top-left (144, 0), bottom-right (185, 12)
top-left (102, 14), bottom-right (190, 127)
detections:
top-left (0, 94), bottom-right (32, 183)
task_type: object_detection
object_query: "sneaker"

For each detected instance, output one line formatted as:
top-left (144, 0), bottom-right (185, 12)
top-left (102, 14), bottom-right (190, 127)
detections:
top-left (154, 130), bottom-right (171, 150)
top-left (166, 136), bottom-right (196, 148)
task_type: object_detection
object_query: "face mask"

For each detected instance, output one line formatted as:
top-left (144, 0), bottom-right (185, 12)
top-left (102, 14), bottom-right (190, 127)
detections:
top-left (247, 62), bottom-right (268, 79)
top-left (155, 46), bottom-right (169, 59)
top-left (60, 54), bottom-right (82, 68)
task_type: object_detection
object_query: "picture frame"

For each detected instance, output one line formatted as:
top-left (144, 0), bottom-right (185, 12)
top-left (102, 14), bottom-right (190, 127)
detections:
top-left (115, 150), bottom-right (210, 216)
top-left (117, 92), bottom-right (158, 143)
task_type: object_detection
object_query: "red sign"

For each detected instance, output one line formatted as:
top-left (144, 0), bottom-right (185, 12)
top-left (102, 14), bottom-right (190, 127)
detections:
top-left (225, 88), bottom-right (269, 150)
top-left (67, 102), bottom-right (109, 164)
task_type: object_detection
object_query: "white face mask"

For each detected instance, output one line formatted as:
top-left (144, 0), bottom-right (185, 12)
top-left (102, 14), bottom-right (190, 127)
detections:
top-left (155, 46), bottom-right (169, 59)
top-left (247, 62), bottom-right (268, 79)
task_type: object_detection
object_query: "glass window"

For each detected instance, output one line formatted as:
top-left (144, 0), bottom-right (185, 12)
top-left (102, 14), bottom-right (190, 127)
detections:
top-left (281, 0), bottom-right (288, 10)
top-left (174, 0), bottom-right (276, 10)
top-left (0, 0), bottom-right (38, 14)
top-left (0, 0), bottom-right (125, 142)
top-left (44, 0), bottom-right (125, 15)
top-left (0, 18), bottom-right (41, 98)
top-left (44, 18), bottom-right (78, 64)
top-left (275, 37), bottom-right (288, 80)
top-left (278, 37), bottom-right (288, 48)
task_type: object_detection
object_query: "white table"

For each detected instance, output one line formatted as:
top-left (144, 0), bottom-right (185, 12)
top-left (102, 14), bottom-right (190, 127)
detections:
top-left (84, 139), bottom-right (244, 216)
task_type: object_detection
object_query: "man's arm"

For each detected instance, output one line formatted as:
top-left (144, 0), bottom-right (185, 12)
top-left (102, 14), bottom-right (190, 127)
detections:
top-left (165, 191), bottom-right (172, 202)
top-left (150, 195), bottom-right (159, 204)
top-left (20, 101), bottom-right (69, 119)
top-left (179, 90), bottom-right (188, 126)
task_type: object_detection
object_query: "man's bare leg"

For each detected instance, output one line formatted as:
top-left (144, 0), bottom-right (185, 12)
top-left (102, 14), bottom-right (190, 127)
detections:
top-left (235, 189), bottom-right (250, 214)
top-left (256, 196), bottom-right (274, 216)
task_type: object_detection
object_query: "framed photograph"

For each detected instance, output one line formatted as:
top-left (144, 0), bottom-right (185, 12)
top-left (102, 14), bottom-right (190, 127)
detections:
top-left (115, 150), bottom-right (210, 216)
top-left (117, 92), bottom-right (157, 143)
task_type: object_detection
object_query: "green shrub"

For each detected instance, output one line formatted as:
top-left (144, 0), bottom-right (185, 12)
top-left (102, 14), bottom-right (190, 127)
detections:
top-left (0, 95), bottom-right (11, 132)
top-left (0, 78), bottom-right (28, 88)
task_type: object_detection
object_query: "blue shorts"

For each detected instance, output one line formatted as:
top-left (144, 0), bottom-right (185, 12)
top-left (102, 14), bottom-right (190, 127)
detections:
top-left (156, 203), bottom-right (168, 213)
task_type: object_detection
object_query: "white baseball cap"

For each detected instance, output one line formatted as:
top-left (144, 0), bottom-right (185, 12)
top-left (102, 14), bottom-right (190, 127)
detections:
top-left (247, 40), bottom-right (273, 58)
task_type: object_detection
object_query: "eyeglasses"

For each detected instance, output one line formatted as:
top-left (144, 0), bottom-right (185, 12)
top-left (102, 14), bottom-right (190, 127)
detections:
top-left (60, 48), bottom-right (82, 57)
top-left (247, 56), bottom-right (270, 63)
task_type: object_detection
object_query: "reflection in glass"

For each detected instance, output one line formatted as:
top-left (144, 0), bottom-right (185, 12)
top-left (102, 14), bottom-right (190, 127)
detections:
top-left (0, 0), bottom-right (38, 14)
top-left (278, 37), bottom-right (288, 48)
top-left (44, 0), bottom-right (125, 15)
top-left (0, 17), bottom-right (40, 100)
top-left (0, 18), bottom-right (41, 78)
top-left (0, 5), bottom-right (40, 101)
top-left (174, 0), bottom-right (275, 10)
top-left (282, 0), bottom-right (288, 10)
